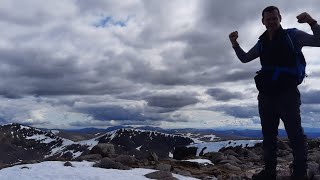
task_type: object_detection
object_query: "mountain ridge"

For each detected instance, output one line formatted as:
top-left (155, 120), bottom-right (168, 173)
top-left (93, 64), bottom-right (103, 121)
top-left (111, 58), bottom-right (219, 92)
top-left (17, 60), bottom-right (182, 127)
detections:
top-left (44, 125), bottom-right (320, 139)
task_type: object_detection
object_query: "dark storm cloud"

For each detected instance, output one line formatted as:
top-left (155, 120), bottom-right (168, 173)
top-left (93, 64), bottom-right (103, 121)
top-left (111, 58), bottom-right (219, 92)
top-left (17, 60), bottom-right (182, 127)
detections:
top-left (213, 104), bottom-right (258, 119)
top-left (145, 93), bottom-right (199, 109)
top-left (72, 102), bottom-right (189, 127)
top-left (125, 3), bottom-right (264, 87)
top-left (76, 105), bottom-right (147, 121)
top-left (126, 56), bottom-right (258, 86)
top-left (301, 89), bottom-right (320, 104)
top-left (206, 88), bottom-right (245, 101)
top-left (0, 47), bottom-right (140, 98)
top-left (69, 119), bottom-right (161, 127)
top-left (301, 104), bottom-right (320, 114)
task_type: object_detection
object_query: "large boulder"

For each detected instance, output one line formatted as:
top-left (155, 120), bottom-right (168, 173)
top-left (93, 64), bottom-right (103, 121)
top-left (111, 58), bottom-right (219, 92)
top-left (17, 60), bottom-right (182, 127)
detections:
top-left (75, 154), bottom-right (102, 161)
top-left (173, 146), bottom-right (197, 160)
top-left (98, 157), bottom-right (130, 170)
top-left (114, 155), bottom-right (137, 166)
top-left (90, 143), bottom-right (115, 157)
top-left (144, 170), bottom-right (177, 180)
top-left (205, 152), bottom-right (225, 164)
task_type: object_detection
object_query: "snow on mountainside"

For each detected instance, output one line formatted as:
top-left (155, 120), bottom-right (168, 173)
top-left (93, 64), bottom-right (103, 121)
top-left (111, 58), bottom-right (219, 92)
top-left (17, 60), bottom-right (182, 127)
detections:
top-left (0, 123), bottom-right (97, 164)
top-left (188, 139), bottom-right (263, 155)
top-left (0, 123), bottom-right (265, 167)
top-left (0, 124), bottom-right (195, 164)
top-left (96, 128), bottom-right (194, 158)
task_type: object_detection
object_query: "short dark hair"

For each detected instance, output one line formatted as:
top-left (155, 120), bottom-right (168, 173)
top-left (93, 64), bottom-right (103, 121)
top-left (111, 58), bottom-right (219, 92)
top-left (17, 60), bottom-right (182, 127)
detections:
top-left (262, 6), bottom-right (281, 18)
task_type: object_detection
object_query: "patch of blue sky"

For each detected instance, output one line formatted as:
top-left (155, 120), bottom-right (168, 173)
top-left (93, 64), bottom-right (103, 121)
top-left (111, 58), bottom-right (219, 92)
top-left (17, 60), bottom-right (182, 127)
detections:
top-left (94, 15), bottom-right (128, 28)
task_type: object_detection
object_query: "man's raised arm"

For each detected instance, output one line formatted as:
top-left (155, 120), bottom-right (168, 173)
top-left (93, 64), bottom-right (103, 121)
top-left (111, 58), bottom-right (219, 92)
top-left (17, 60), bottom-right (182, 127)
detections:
top-left (229, 31), bottom-right (259, 63)
top-left (295, 12), bottom-right (320, 47)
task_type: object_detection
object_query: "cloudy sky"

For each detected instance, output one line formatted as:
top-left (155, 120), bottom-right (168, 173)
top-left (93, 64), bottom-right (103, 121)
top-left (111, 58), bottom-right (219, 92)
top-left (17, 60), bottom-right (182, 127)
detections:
top-left (1, 0), bottom-right (320, 130)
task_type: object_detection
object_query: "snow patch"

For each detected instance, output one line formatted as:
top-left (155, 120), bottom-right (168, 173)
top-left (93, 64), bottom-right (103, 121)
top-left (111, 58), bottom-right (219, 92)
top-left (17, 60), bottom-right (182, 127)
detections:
top-left (0, 161), bottom-right (200, 180)
top-left (188, 140), bottom-right (262, 155)
top-left (26, 134), bottom-right (56, 144)
top-left (183, 159), bottom-right (213, 165)
top-left (136, 145), bottom-right (142, 151)
top-left (50, 130), bottom-right (60, 135)
top-left (203, 134), bottom-right (219, 141)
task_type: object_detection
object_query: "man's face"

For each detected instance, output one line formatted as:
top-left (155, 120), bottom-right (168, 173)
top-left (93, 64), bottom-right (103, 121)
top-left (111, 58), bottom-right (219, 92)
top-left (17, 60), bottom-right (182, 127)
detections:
top-left (262, 10), bottom-right (281, 32)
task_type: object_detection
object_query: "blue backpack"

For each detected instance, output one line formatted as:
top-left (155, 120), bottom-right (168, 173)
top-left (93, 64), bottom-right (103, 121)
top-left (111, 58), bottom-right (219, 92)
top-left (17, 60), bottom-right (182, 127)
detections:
top-left (258, 28), bottom-right (307, 85)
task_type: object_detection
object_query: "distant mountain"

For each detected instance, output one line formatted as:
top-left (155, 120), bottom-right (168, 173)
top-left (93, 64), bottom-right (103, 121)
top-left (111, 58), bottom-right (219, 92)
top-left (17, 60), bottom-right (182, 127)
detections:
top-left (96, 128), bottom-right (193, 158)
top-left (63, 126), bottom-right (131, 134)
top-left (0, 123), bottom-right (92, 165)
top-left (51, 126), bottom-right (320, 140)
top-left (61, 126), bottom-right (168, 134)
top-left (212, 128), bottom-right (320, 139)
top-left (0, 123), bottom-right (195, 165)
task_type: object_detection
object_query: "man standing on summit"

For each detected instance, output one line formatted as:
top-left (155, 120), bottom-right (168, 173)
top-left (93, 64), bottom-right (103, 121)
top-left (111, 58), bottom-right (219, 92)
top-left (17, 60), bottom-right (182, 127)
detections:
top-left (229, 6), bottom-right (320, 180)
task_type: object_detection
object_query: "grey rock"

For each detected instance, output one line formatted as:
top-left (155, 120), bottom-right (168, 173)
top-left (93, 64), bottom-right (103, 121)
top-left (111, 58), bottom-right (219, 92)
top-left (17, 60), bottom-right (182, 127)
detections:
top-left (175, 160), bottom-right (201, 169)
top-left (244, 149), bottom-right (260, 161)
top-left (148, 152), bottom-right (159, 162)
top-left (307, 161), bottom-right (320, 176)
top-left (228, 175), bottom-right (242, 180)
top-left (278, 149), bottom-right (290, 157)
top-left (173, 146), bottom-right (197, 160)
top-left (64, 161), bottom-right (73, 167)
top-left (155, 163), bottom-right (172, 171)
top-left (76, 154), bottom-right (102, 161)
top-left (203, 176), bottom-right (218, 180)
top-left (308, 139), bottom-right (320, 149)
top-left (144, 170), bottom-right (175, 179)
top-left (227, 155), bottom-right (242, 164)
top-left (172, 168), bottom-right (192, 177)
top-left (209, 152), bottom-right (225, 164)
top-left (222, 163), bottom-right (241, 171)
top-left (90, 143), bottom-right (115, 157)
top-left (308, 152), bottom-right (320, 163)
top-left (114, 155), bottom-right (136, 166)
top-left (278, 139), bottom-right (290, 150)
top-left (223, 149), bottom-right (238, 156)
top-left (219, 160), bottom-right (239, 167)
top-left (99, 157), bottom-right (130, 170)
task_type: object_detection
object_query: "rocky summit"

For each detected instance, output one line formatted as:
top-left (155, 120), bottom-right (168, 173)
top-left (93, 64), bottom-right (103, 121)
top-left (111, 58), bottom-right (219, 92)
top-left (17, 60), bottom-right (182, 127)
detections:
top-left (0, 123), bottom-right (194, 165)
top-left (96, 128), bottom-right (194, 159)
top-left (0, 123), bottom-right (320, 180)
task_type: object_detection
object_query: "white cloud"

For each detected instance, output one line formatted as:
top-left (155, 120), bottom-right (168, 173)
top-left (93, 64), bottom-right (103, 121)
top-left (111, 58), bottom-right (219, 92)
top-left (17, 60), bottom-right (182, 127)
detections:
top-left (0, 1), bottom-right (320, 129)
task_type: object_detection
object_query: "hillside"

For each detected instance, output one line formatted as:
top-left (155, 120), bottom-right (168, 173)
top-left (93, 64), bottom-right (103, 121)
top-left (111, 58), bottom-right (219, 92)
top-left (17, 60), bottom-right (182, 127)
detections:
top-left (1, 123), bottom-right (320, 179)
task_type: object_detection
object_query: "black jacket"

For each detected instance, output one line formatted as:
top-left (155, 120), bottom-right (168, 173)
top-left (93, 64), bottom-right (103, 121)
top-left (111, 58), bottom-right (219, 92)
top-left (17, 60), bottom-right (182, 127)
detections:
top-left (255, 26), bottom-right (298, 95)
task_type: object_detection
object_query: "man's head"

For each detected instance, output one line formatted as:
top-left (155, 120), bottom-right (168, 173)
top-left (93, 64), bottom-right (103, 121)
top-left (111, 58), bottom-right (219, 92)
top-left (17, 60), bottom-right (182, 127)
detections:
top-left (262, 6), bottom-right (282, 32)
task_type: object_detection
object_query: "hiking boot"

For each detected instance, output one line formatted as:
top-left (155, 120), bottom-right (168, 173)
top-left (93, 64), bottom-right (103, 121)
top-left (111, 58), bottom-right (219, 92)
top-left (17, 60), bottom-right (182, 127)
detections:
top-left (252, 169), bottom-right (276, 180)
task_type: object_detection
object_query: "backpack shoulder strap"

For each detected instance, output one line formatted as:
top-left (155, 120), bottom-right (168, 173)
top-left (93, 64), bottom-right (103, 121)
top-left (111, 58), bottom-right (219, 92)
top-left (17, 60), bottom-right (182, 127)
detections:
top-left (285, 28), bottom-right (298, 50)
top-left (285, 28), bottom-right (304, 52)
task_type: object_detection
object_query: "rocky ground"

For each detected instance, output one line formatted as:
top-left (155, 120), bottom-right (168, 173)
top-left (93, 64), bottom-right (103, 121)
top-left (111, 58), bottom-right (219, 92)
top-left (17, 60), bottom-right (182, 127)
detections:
top-left (85, 139), bottom-right (319, 180)
top-left (9, 138), bottom-right (317, 180)
top-left (0, 124), bottom-right (319, 179)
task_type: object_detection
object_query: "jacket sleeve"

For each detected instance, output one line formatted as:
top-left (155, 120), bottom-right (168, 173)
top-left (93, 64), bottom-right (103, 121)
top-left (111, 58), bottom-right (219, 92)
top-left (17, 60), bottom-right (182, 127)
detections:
top-left (233, 42), bottom-right (260, 63)
top-left (294, 24), bottom-right (320, 47)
